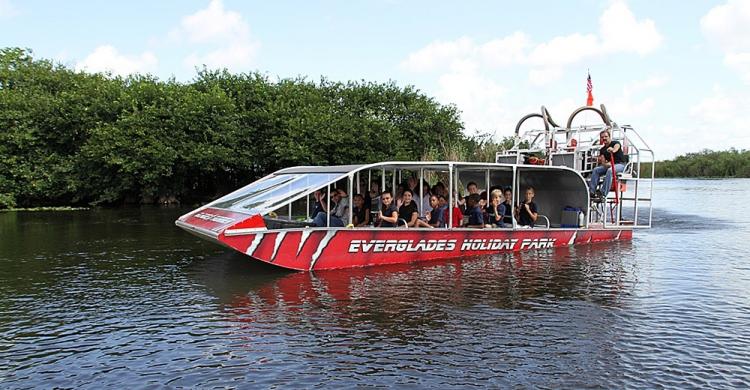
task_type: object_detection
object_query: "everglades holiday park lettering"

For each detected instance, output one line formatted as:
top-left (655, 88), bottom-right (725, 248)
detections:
top-left (348, 238), bottom-right (556, 253)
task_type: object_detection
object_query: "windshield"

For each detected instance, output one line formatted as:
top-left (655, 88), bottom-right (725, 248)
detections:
top-left (209, 173), bottom-right (343, 215)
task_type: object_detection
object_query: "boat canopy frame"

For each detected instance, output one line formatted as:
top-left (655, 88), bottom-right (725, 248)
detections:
top-left (186, 161), bottom-right (593, 231)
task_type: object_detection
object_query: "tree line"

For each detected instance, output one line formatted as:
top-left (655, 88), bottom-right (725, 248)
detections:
top-left (4, 47), bottom-right (739, 209)
top-left (640, 149), bottom-right (750, 178)
top-left (1, 47), bottom-right (509, 209)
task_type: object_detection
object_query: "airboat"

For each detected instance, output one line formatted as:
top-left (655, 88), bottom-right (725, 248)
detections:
top-left (176, 104), bottom-right (654, 271)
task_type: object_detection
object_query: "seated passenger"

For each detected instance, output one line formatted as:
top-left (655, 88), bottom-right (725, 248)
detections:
top-left (407, 176), bottom-right (418, 193)
top-left (515, 186), bottom-right (538, 227)
top-left (395, 183), bottom-right (408, 209)
top-left (369, 181), bottom-right (381, 210)
top-left (464, 193), bottom-right (485, 228)
top-left (415, 179), bottom-right (433, 218)
top-left (444, 192), bottom-right (465, 228)
top-left (432, 182), bottom-right (447, 198)
top-left (312, 188), bottom-right (350, 227)
top-left (460, 181), bottom-right (479, 214)
top-left (485, 189), bottom-right (505, 228)
top-left (479, 190), bottom-right (488, 208)
top-left (376, 191), bottom-right (399, 227)
top-left (352, 194), bottom-right (370, 227)
top-left (398, 189), bottom-right (433, 228)
top-left (311, 189), bottom-right (326, 218)
top-left (426, 195), bottom-right (447, 228)
top-left (590, 130), bottom-right (627, 199)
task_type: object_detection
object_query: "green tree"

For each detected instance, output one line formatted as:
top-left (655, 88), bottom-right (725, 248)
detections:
top-left (0, 48), bottom-right (477, 208)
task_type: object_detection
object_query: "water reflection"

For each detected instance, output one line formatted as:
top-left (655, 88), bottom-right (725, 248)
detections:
top-left (190, 242), bottom-right (636, 328)
top-left (180, 244), bottom-right (641, 387)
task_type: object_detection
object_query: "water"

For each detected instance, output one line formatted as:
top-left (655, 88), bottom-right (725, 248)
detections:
top-left (1, 179), bottom-right (749, 388)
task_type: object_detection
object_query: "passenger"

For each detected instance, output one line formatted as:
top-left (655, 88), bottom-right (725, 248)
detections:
top-left (485, 189), bottom-right (505, 228)
top-left (369, 181), bottom-right (381, 210)
top-left (515, 186), bottom-right (538, 227)
top-left (479, 190), bottom-right (488, 208)
top-left (502, 187), bottom-right (514, 225)
top-left (395, 183), bottom-right (408, 208)
top-left (398, 189), bottom-right (419, 227)
top-left (352, 194), bottom-right (370, 227)
top-left (311, 189), bottom-right (326, 219)
top-left (397, 189), bottom-right (431, 228)
top-left (466, 181), bottom-right (479, 196)
top-left (464, 193), bottom-right (485, 228)
top-left (432, 182), bottom-right (446, 198)
top-left (407, 176), bottom-right (418, 193)
top-left (426, 195), bottom-right (447, 228)
top-left (444, 194), bottom-right (464, 228)
top-left (312, 188), bottom-right (350, 227)
top-left (590, 129), bottom-right (627, 199)
top-left (460, 181), bottom-right (480, 213)
top-left (376, 190), bottom-right (399, 227)
top-left (416, 179), bottom-right (433, 219)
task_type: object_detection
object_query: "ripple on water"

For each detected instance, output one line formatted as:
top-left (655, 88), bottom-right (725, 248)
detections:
top-left (2, 190), bottom-right (750, 387)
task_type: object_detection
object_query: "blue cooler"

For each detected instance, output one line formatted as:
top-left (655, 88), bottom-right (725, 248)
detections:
top-left (561, 206), bottom-right (583, 228)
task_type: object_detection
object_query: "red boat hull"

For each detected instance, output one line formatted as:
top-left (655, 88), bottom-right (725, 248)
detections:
top-left (219, 228), bottom-right (632, 271)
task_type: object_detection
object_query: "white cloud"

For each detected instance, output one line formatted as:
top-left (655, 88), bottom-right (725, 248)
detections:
top-left (183, 41), bottom-right (259, 71)
top-left (526, 33), bottom-right (599, 67)
top-left (171, 0), bottom-right (248, 44)
top-left (0, 0), bottom-right (18, 18)
top-left (172, 0), bottom-right (260, 71)
top-left (607, 75), bottom-right (668, 119)
top-left (599, 0), bottom-right (662, 55)
top-left (399, 1), bottom-right (664, 139)
top-left (724, 52), bottom-right (750, 83)
top-left (400, 1), bottom-right (662, 85)
top-left (478, 32), bottom-right (531, 67)
top-left (603, 83), bottom-right (748, 159)
top-left (76, 45), bottom-right (158, 76)
top-left (689, 86), bottom-right (739, 125)
top-left (528, 67), bottom-right (564, 86)
top-left (434, 64), bottom-right (512, 133)
top-left (623, 76), bottom-right (669, 94)
top-left (400, 37), bottom-right (476, 72)
top-left (701, 0), bottom-right (750, 84)
top-left (701, 0), bottom-right (750, 52)
top-left (669, 86), bottom-right (750, 156)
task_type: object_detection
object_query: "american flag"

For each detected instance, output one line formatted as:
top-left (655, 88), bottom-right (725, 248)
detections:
top-left (586, 71), bottom-right (594, 106)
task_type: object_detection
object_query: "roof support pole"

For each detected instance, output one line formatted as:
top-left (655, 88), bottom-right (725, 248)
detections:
top-left (381, 168), bottom-right (385, 197)
top-left (326, 183), bottom-right (331, 227)
top-left (392, 169), bottom-right (396, 196)
top-left (349, 174), bottom-right (354, 226)
top-left (486, 168), bottom-right (491, 205)
top-left (419, 168), bottom-right (424, 216)
top-left (510, 165), bottom-right (521, 229)
top-left (448, 163), bottom-right (453, 229)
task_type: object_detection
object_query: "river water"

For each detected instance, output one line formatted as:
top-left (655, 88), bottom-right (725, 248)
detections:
top-left (1, 179), bottom-right (749, 388)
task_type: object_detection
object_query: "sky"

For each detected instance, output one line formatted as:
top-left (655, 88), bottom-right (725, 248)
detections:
top-left (1, 0), bottom-right (749, 159)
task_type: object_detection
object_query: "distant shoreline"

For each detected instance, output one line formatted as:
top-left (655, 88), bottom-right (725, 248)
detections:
top-left (641, 149), bottom-right (749, 178)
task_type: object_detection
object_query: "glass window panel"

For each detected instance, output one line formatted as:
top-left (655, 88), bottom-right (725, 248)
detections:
top-left (210, 173), bottom-right (343, 216)
top-left (209, 174), bottom-right (292, 209)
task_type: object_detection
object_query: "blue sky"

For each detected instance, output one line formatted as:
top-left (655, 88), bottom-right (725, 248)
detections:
top-left (2, 0), bottom-right (749, 159)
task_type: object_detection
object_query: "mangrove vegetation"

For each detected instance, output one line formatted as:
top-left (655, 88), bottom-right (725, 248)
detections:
top-left (1, 47), bottom-right (509, 209)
